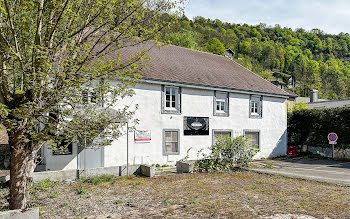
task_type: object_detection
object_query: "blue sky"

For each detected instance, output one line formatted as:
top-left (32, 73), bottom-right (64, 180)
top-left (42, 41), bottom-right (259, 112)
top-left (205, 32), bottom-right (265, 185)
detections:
top-left (185, 0), bottom-right (350, 34)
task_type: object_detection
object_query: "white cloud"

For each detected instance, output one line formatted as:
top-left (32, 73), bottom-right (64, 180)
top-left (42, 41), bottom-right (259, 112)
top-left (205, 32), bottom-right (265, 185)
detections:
top-left (185, 0), bottom-right (350, 34)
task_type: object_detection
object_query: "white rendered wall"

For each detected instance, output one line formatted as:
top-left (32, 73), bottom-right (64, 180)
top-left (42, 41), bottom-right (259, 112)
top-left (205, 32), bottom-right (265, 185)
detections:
top-left (45, 82), bottom-right (287, 170)
top-left (104, 82), bottom-right (288, 167)
top-left (43, 143), bottom-right (78, 171)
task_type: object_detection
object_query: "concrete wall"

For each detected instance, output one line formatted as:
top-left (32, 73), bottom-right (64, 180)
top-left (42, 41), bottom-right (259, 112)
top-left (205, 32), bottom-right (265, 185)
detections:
top-left (0, 208), bottom-right (39, 219)
top-left (42, 142), bottom-right (78, 171)
top-left (308, 146), bottom-right (350, 160)
top-left (44, 82), bottom-right (288, 170)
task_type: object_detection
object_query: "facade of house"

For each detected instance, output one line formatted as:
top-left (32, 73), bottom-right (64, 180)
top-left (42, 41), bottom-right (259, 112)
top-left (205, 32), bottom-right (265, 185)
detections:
top-left (39, 43), bottom-right (292, 171)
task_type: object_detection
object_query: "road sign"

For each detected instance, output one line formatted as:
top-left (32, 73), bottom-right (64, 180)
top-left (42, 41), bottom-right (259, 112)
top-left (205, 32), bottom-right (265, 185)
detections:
top-left (328, 133), bottom-right (338, 142)
top-left (328, 133), bottom-right (338, 159)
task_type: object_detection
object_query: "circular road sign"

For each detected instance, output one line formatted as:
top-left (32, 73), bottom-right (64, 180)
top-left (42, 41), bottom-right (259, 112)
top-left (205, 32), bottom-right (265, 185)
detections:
top-left (328, 133), bottom-right (338, 142)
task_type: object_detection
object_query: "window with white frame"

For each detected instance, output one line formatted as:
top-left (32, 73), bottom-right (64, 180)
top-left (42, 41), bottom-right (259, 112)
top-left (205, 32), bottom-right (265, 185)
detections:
top-left (250, 95), bottom-right (262, 118)
top-left (165, 87), bottom-right (177, 109)
top-left (163, 130), bottom-right (180, 155)
top-left (214, 91), bottom-right (229, 116)
top-left (244, 131), bottom-right (260, 150)
top-left (161, 86), bottom-right (181, 114)
top-left (213, 130), bottom-right (232, 144)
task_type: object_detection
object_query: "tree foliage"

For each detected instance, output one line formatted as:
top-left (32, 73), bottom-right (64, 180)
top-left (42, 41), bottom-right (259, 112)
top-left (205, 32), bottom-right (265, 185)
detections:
top-left (0, 0), bottom-right (184, 209)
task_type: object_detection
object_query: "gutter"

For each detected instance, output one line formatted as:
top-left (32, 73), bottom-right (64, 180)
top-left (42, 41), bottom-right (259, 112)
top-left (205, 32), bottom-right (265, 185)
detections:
top-left (140, 79), bottom-right (291, 99)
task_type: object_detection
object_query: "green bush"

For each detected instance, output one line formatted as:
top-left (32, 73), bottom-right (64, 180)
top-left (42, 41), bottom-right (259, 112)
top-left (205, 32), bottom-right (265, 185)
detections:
top-left (288, 107), bottom-right (350, 147)
top-left (195, 135), bottom-right (258, 172)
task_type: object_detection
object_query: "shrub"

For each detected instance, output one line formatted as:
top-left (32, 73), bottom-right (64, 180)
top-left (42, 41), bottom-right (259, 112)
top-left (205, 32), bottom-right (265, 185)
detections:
top-left (195, 135), bottom-right (258, 172)
top-left (288, 107), bottom-right (350, 147)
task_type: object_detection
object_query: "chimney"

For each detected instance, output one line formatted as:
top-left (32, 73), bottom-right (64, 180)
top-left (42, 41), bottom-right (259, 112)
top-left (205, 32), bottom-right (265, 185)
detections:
top-left (310, 89), bottom-right (318, 103)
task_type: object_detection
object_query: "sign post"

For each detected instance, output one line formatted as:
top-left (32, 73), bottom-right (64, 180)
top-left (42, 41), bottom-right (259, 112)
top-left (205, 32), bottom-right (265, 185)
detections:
top-left (328, 133), bottom-right (338, 159)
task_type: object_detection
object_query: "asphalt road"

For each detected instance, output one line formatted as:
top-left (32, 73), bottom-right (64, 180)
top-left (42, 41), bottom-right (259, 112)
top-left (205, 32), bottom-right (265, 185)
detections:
top-left (252, 158), bottom-right (350, 186)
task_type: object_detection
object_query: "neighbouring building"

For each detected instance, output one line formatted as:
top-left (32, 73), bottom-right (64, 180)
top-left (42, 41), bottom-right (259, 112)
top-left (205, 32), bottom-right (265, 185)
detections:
top-left (296, 90), bottom-right (350, 109)
top-left (39, 43), bottom-right (293, 171)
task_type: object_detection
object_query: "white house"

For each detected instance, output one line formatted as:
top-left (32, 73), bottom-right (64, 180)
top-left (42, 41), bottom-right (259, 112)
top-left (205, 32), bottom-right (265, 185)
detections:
top-left (39, 43), bottom-right (292, 171)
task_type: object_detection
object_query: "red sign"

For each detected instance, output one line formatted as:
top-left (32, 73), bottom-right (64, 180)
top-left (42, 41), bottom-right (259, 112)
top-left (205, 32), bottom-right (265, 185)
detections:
top-left (328, 133), bottom-right (338, 142)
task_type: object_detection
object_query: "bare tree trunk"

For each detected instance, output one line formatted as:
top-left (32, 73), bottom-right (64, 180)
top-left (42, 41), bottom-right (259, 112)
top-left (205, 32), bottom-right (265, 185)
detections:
top-left (9, 137), bottom-right (41, 210)
top-left (9, 141), bottom-right (28, 209)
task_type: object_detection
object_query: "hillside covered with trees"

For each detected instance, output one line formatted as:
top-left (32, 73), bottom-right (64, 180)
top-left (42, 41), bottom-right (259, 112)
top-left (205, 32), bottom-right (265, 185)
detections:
top-left (162, 16), bottom-right (350, 99)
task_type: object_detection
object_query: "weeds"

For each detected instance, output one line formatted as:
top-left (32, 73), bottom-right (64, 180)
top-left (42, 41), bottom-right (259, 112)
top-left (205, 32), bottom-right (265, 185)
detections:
top-left (28, 179), bottom-right (54, 198)
top-left (263, 164), bottom-right (275, 169)
top-left (81, 175), bottom-right (114, 185)
top-left (114, 199), bottom-right (123, 204)
top-left (48, 192), bottom-right (58, 199)
top-left (76, 188), bottom-right (88, 195)
top-left (130, 181), bottom-right (141, 188)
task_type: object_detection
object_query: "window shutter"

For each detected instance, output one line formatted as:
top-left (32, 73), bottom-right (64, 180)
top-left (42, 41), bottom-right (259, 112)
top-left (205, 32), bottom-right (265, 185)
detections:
top-left (161, 85), bottom-right (165, 113)
top-left (176, 87), bottom-right (182, 113)
top-left (259, 96), bottom-right (263, 118)
top-left (225, 92), bottom-right (229, 115)
top-left (213, 91), bottom-right (217, 115)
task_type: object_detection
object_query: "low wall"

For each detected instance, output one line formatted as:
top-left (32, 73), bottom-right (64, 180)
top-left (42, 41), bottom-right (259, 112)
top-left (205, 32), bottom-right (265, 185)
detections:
top-left (1, 165), bottom-right (147, 183)
top-left (0, 208), bottom-right (39, 219)
top-left (176, 160), bottom-right (195, 173)
top-left (308, 146), bottom-right (350, 160)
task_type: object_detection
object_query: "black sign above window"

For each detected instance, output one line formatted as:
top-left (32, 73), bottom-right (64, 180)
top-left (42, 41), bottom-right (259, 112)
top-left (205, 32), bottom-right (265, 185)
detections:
top-left (184, 117), bottom-right (209, 135)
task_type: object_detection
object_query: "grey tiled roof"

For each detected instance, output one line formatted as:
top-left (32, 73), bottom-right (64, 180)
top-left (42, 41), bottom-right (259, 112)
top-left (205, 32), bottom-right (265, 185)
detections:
top-left (119, 42), bottom-right (291, 97)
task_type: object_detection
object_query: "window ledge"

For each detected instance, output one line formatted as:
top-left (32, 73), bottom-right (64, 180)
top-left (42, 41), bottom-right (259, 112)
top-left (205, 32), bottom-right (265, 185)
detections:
top-left (163, 152), bottom-right (180, 156)
top-left (249, 114), bottom-right (262, 119)
top-left (161, 109), bottom-right (181, 115)
top-left (214, 111), bottom-right (229, 117)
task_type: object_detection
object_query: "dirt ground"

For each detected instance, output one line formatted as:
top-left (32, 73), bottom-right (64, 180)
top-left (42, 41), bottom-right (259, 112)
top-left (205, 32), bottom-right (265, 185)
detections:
top-left (1, 171), bottom-right (350, 218)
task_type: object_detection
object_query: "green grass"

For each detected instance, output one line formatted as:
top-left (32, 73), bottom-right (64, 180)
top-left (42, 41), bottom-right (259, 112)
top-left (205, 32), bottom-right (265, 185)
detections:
top-left (263, 164), bottom-right (275, 169)
top-left (114, 199), bottom-right (123, 204)
top-left (76, 188), bottom-right (88, 195)
top-left (81, 175), bottom-right (114, 185)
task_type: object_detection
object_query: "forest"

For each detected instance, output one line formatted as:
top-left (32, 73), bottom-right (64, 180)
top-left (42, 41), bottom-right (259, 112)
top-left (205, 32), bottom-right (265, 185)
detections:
top-left (161, 16), bottom-right (350, 99)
